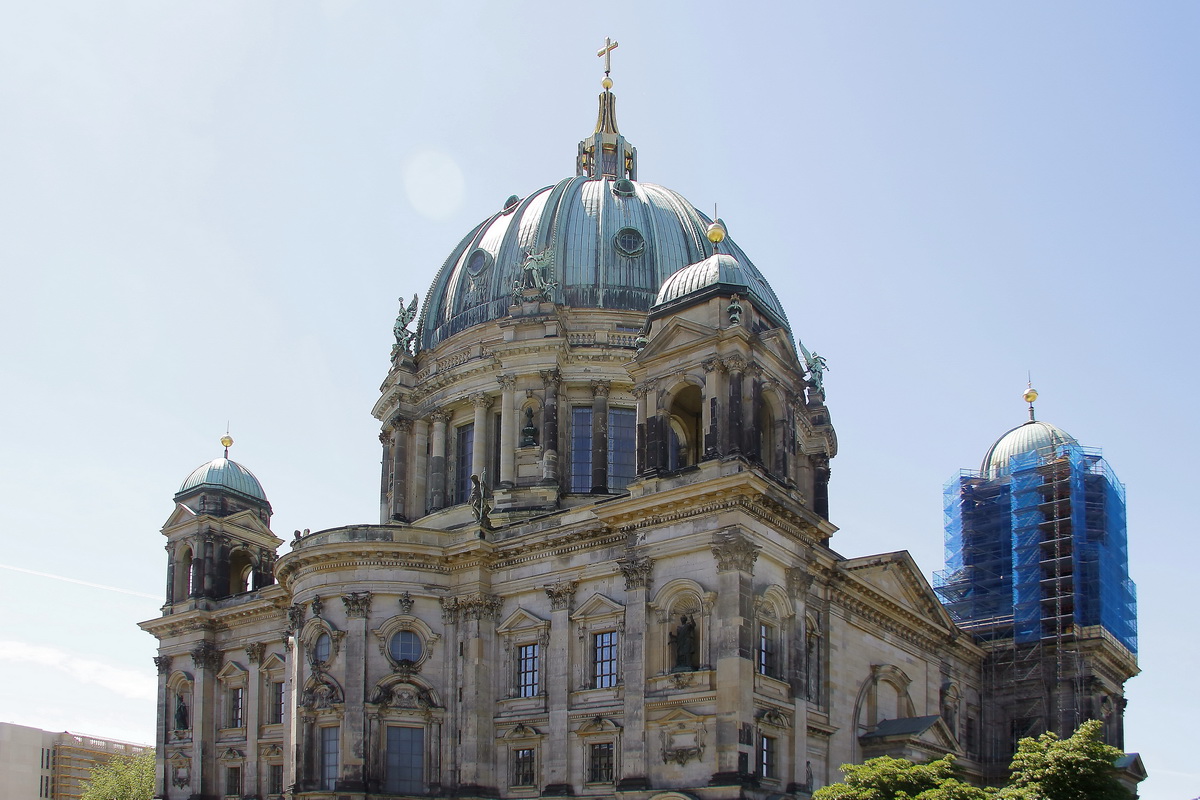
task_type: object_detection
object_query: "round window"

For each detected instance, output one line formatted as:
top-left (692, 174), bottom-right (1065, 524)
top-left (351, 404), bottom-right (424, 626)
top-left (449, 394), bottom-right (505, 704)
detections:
top-left (466, 249), bottom-right (491, 275)
top-left (389, 630), bottom-right (423, 663)
top-left (313, 632), bottom-right (331, 664)
top-left (614, 227), bottom-right (645, 257)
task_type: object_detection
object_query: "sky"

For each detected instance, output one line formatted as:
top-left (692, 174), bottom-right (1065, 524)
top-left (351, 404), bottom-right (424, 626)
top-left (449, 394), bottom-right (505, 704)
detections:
top-left (1, 2), bottom-right (1196, 797)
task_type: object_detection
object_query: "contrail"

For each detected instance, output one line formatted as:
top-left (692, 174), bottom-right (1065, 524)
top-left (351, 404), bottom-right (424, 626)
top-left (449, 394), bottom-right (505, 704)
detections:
top-left (0, 563), bottom-right (158, 599)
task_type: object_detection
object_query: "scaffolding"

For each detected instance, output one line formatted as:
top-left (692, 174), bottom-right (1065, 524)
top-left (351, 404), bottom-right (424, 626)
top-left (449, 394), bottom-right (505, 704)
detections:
top-left (52, 733), bottom-right (149, 800)
top-left (933, 439), bottom-right (1136, 769)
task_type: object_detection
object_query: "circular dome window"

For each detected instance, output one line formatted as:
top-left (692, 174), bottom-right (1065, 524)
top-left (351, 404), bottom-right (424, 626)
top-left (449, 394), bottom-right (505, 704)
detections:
top-left (612, 178), bottom-right (636, 197)
top-left (465, 249), bottom-right (492, 276)
top-left (389, 630), bottom-right (423, 663)
top-left (614, 228), bottom-right (645, 257)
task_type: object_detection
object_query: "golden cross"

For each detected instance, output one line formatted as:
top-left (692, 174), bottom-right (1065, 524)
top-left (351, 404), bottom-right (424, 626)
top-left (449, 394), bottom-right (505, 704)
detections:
top-left (597, 37), bottom-right (619, 75)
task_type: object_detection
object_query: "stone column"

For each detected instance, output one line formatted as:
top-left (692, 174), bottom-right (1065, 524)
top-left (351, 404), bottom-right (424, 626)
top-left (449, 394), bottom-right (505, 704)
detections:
top-left (702, 358), bottom-right (727, 460)
top-left (189, 642), bottom-right (222, 798)
top-left (390, 418), bottom-right (411, 521)
top-left (152, 656), bottom-right (172, 799)
top-left (709, 532), bottom-right (760, 785)
top-left (540, 369), bottom-right (561, 485)
top-left (543, 581), bottom-right (577, 795)
top-left (814, 455), bottom-right (831, 520)
top-left (201, 534), bottom-right (216, 598)
top-left (341, 592), bottom-right (372, 790)
top-left (727, 356), bottom-right (745, 456)
top-left (244, 643), bottom-right (264, 795)
top-left (617, 554), bottom-right (654, 790)
top-left (786, 568), bottom-right (813, 794)
top-left (164, 543), bottom-right (176, 606)
top-left (746, 368), bottom-right (763, 461)
top-left (379, 429), bottom-right (393, 524)
top-left (410, 418), bottom-right (430, 519)
top-left (429, 410), bottom-right (450, 511)
top-left (471, 394), bottom-right (492, 485)
top-left (591, 380), bottom-right (610, 493)
top-left (498, 375), bottom-right (517, 488)
top-left (439, 598), bottom-right (460, 790)
top-left (454, 593), bottom-right (502, 795)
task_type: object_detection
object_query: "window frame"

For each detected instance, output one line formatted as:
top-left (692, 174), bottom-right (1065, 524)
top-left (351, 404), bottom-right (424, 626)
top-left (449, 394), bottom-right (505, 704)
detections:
top-left (224, 765), bottom-right (242, 797)
top-left (516, 642), bottom-right (540, 698)
top-left (228, 686), bottom-right (245, 729)
top-left (758, 734), bottom-right (776, 780)
top-left (592, 630), bottom-right (619, 689)
top-left (587, 741), bottom-right (615, 784)
top-left (454, 422), bottom-right (475, 505)
top-left (511, 747), bottom-right (536, 788)
top-left (319, 726), bottom-right (339, 791)
top-left (383, 725), bottom-right (425, 795)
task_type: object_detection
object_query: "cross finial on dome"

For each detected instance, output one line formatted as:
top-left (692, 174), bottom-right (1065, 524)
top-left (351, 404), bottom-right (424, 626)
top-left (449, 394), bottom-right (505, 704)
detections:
top-left (577, 38), bottom-right (637, 180)
top-left (597, 37), bottom-right (618, 87)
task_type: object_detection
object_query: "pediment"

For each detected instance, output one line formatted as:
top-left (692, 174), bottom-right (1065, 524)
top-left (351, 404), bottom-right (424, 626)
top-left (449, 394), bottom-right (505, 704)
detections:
top-left (163, 503), bottom-right (198, 529)
top-left (652, 707), bottom-right (709, 727)
top-left (638, 317), bottom-right (719, 361)
top-left (502, 722), bottom-right (542, 740)
top-left (842, 551), bottom-right (956, 631)
top-left (578, 716), bottom-right (621, 734)
top-left (570, 593), bottom-right (624, 621)
top-left (216, 661), bottom-right (247, 681)
top-left (860, 715), bottom-right (959, 755)
top-left (497, 607), bottom-right (548, 633)
top-left (260, 653), bottom-right (287, 673)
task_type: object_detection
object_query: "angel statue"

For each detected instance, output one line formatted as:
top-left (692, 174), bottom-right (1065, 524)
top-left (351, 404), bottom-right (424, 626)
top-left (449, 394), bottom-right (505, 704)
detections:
top-left (392, 294), bottom-right (418, 356)
top-left (805, 351), bottom-right (829, 392)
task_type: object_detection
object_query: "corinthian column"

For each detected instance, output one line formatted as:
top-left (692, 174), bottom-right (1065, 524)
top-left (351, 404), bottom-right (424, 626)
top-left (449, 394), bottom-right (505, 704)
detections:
top-left (471, 394), bottom-right (492, 486)
top-left (497, 375), bottom-right (516, 488)
top-left (429, 410), bottom-right (449, 511)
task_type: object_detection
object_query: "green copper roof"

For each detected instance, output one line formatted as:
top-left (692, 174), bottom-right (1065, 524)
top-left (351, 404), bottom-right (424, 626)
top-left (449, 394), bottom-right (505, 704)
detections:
top-left (176, 458), bottom-right (268, 505)
top-left (981, 420), bottom-right (1079, 478)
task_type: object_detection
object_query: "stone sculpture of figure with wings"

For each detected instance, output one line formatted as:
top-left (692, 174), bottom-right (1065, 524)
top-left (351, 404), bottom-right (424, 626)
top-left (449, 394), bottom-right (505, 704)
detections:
top-left (393, 294), bottom-right (418, 356)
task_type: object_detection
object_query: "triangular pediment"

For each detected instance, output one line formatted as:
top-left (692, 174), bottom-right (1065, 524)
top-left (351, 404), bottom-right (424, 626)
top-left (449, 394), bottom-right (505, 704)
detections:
top-left (842, 551), bottom-right (957, 631)
top-left (216, 661), bottom-right (247, 681)
top-left (860, 715), bottom-right (959, 755)
top-left (570, 593), bottom-right (624, 621)
top-left (260, 653), bottom-right (286, 673)
top-left (497, 607), bottom-right (548, 633)
top-left (163, 502), bottom-right (198, 529)
top-left (637, 316), bottom-right (719, 361)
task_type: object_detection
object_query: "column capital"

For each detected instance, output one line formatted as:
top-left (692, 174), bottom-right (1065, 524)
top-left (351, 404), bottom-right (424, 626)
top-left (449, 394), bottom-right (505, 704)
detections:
top-left (711, 532), bottom-right (760, 574)
top-left (392, 415), bottom-right (413, 433)
top-left (342, 591), bottom-right (373, 618)
top-left (617, 554), bottom-right (655, 591)
top-left (540, 368), bottom-right (562, 389)
top-left (430, 409), bottom-right (451, 424)
top-left (545, 580), bottom-right (578, 611)
top-left (190, 641), bottom-right (222, 671)
top-left (591, 379), bottom-right (611, 398)
top-left (497, 374), bottom-right (517, 391)
top-left (153, 655), bottom-right (173, 674)
top-left (471, 393), bottom-right (494, 409)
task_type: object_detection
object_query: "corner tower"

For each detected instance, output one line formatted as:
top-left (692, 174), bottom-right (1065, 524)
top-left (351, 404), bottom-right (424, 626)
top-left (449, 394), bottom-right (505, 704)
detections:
top-left (934, 389), bottom-right (1137, 776)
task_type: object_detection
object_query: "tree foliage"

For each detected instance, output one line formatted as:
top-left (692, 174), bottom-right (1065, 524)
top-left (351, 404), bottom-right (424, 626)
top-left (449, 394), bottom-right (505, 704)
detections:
top-left (80, 750), bottom-right (155, 800)
top-left (813, 720), bottom-right (1132, 800)
top-left (812, 754), bottom-right (993, 800)
top-left (999, 719), bottom-right (1132, 800)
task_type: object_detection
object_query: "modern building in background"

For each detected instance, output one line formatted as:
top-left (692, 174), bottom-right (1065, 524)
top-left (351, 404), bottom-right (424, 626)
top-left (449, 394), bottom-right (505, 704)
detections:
top-left (138, 52), bottom-right (1142, 800)
top-left (934, 390), bottom-right (1139, 779)
top-left (0, 722), bottom-right (150, 800)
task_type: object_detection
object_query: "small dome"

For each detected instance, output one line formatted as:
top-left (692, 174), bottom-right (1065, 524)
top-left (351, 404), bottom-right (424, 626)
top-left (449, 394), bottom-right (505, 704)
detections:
top-left (176, 458), bottom-right (268, 505)
top-left (981, 420), bottom-right (1079, 478)
top-left (652, 253), bottom-right (788, 329)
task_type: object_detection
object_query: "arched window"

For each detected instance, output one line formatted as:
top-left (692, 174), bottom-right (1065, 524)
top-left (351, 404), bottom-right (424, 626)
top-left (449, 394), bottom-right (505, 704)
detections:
top-left (173, 545), bottom-right (193, 601)
top-left (667, 385), bottom-right (702, 470)
top-left (228, 550), bottom-right (254, 596)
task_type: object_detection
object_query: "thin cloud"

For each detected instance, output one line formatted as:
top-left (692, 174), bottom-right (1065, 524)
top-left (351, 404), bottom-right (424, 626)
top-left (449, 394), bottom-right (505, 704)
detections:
top-left (0, 641), bottom-right (156, 701)
top-left (0, 563), bottom-right (157, 599)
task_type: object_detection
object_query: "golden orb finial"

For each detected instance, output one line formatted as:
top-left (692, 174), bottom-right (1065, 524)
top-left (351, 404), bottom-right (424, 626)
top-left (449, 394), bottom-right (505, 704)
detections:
top-left (602, 76), bottom-right (613, 90)
top-left (1023, 387), bottom-right (1038, 404)
top-left (706, 220), bottom-right (726, 243)
top-left (221, 433), bottom-right (234, 458)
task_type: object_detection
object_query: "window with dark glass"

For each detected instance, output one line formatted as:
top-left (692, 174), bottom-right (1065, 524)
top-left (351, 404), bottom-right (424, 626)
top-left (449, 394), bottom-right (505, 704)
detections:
top-left (759, 735), bottom-right (776, 779)
top-left (455, 423), bottom-right (474, 504)
top-left (512, 748), bottom-right (535, 787)
top-left (268, 681), bottom-right (284, 724)
top-left (593, 631), bottom-right (618, 688)
top-left (228, 687), bottom-right (245, 728)
top-left (517, 643), bottom-right (540, 697)
top-left (384, 726), bottom-right (424, 794)
top-left (225, 766), bottom-right (241, 797)
top-left (267, 763), bottom-right (284, 795)
top-left (614, 227), bottom-right (644, 256)
top-left (320, 727), bottom-right (339, 791)
top-left (588, 742), bottom-right (614, 783)
top-left (607, 407), bottom-right (636, 489)
top-left (570, 407), bottom-right (593, 493)
top-left (389, 630), bottom-right (423, 663)
top-left (313, 632), bottom-right (331, 664)
top-left (757, 623), bottom-right (778, 677)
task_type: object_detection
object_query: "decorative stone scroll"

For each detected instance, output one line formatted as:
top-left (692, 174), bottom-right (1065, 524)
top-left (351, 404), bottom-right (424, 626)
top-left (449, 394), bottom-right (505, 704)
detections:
top-left (711, 532), bottom-right (760, 573)
top-left (398, 591), bottom-right (414, 614)
top-left (617, 554), bottom-right (655, 590)
top-left (190, 642), bottom-right (221, 671)
top-left (545, 580), bottom-right (578, 611)
top-left (342, 591), bottom-right (373, 618)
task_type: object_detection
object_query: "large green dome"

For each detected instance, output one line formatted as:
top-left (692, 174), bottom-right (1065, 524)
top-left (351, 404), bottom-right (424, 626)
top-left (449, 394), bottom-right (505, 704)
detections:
top-left (176, 457), bottom-right (268, 506)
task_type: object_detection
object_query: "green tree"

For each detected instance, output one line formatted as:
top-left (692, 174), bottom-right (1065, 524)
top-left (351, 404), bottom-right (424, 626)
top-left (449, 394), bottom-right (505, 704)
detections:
top-left (813, 754), bottom-right (994, 800)
top-left (80, 750), bottom-right (155, 800)
top-left (999, 719), bottom-right (1132, 800)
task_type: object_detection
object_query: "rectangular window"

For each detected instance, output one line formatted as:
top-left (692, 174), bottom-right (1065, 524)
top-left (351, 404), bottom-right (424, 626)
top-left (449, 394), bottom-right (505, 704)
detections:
top-left (757, 623), bottom-right (777, 677)
top-left (268, 681), bottom-right (284, 724)
top-left (320, 726), bottom-right (339, 791)
top-left (384, 726), bottom-right (424, 794)
top-left (607, 407), bottom-right (636, 490)
top-left (268, 764), bottom-right (284, 795)
top-left (455, 423), bottom-right (475, 504)
top-left (571, 407), bottom-right (593, 492)
top-left (759, 735), bottom-right (776, 779)
top-left (229, 687), bottom-right (245, 728)
top-left (588, 742), bottom-right (614, 783)
top-left (517, 643), bottom-right (540, 698)
top-left (225, 766), bottom-right (241, 797)
top-left (511, 748), bottom-right (536, 787)
top-left (593, 631), bottom-right (618, 688)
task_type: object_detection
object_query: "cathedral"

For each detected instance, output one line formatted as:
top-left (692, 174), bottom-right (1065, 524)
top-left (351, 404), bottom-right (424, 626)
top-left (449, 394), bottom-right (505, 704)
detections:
top-left (139, 49), bottom-right (1141, 800)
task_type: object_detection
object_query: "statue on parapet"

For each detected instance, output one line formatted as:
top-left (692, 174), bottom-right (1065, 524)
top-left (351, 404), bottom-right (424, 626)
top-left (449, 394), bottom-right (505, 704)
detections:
top-left (393, 294), bottom-right (419, 357)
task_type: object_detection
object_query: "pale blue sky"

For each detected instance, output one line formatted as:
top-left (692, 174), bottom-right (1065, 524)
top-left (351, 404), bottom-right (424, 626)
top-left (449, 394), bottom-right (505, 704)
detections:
top-left (1, 3), bottom-right (1196, 797)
